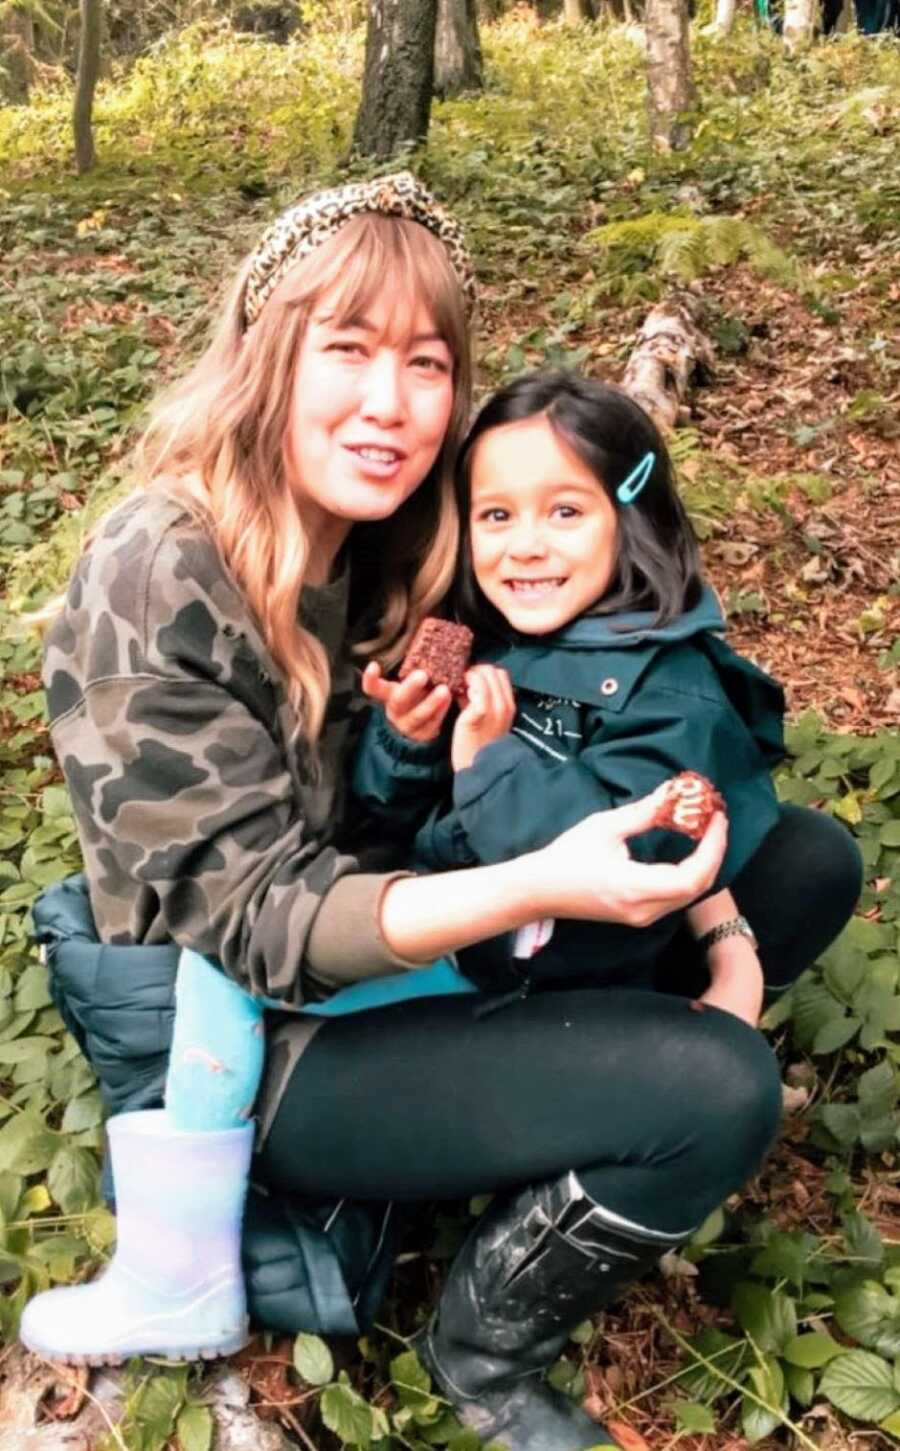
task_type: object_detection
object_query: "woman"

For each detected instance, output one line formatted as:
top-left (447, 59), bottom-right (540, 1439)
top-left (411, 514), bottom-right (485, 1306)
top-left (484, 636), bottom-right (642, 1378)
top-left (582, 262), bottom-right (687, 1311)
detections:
top-left (24, 175), bottom-right (861, 1451)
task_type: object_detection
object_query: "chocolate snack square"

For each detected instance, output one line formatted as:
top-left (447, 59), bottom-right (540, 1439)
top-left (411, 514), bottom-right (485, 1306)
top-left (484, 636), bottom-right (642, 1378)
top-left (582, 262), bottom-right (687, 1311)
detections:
top-left (400, 618), bottom-right (473, 705)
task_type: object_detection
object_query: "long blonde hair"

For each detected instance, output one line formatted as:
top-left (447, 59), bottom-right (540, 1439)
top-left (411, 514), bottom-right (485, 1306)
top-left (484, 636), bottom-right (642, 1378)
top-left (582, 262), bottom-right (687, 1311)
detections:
top-left (136, 214), bottom-right (472, 744)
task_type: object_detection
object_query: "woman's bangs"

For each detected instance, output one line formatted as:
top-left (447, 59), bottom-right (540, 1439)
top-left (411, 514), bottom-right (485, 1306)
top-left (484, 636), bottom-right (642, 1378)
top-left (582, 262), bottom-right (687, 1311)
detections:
top-left (312, 216), bottom-right (465, 363)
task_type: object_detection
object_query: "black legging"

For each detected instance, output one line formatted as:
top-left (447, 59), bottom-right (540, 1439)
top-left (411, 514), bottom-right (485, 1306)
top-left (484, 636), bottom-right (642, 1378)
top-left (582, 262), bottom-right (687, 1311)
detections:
top-left (258, 807), bottom-right (862, 1235)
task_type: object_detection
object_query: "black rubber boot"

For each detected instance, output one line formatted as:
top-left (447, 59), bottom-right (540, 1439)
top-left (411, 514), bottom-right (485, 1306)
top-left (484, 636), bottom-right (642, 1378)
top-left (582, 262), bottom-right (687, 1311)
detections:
top-left (417, 1171), bottom-right (691, 1451)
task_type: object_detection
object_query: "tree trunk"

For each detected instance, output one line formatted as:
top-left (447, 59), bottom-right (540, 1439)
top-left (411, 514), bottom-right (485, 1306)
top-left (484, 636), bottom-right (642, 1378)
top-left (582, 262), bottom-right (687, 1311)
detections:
top-left (622, 294), bottom-right (714, 434)
top-left (563, 0), bottom-right (592, 21)
top-left (645, 0), bottom-right (695, 152)
top-left (1, 5), bottom-right (35, 104)
top-left (434, 0), bottom-right (483, 98)
top-left (353, 0), bottom-right (438, 159)
top-left (73, 0), bottom-right (103, 176)
top-left (782, 0), bottom-right (817, 49)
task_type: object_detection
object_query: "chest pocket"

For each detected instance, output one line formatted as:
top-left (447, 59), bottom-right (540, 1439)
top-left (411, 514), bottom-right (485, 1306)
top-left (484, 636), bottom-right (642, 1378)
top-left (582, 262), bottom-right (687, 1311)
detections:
top-left (512, 695), bottom-right (586, 761)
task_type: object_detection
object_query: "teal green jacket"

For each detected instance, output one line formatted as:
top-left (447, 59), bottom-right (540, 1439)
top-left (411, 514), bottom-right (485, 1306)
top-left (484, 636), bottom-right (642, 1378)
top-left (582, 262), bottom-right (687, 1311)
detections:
top-left (353, 589), bottom-right (785, 980)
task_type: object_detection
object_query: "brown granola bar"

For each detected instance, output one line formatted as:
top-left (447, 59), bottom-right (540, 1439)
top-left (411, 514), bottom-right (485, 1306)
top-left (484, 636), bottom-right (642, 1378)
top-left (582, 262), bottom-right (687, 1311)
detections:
top-left (400, 618), bottom-right (473, 705)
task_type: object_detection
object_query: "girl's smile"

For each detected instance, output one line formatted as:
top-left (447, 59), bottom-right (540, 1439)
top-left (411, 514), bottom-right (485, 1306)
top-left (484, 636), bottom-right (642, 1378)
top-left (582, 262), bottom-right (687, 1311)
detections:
top-left (468, 414), bottom-right (618, 636)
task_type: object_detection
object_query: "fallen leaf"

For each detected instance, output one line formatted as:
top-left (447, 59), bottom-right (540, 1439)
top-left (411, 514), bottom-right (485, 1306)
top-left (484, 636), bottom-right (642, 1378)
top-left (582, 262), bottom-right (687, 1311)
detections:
top-left (38, 1364), bottom-right (88, 1421)
top-left (606, 1421), bottom-right (651, 1451)
top-left (792, 1178), bottom-right (811, 1207)
top-left (786, 1061), bottom-right (817, 1087)
top-left (659, 1249), bottom-right (699, 1279)
top-left (716, 541), bottom-right (758, 565)
top-left (800, 555), bottom-right (831, 584)
top-left (838, 686), bottom-right (864, 712)
top-left (782, 1083), bottom-right (810, 1114)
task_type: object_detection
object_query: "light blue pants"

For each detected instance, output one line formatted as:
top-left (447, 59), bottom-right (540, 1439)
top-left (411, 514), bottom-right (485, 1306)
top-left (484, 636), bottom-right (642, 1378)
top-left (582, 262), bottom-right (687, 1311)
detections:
top-left (165, 949), bottom-right (476, 1131)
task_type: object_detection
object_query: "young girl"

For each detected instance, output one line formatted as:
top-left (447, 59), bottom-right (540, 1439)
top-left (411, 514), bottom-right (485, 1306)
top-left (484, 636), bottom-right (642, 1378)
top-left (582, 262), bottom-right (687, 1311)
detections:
top-left (354, 370), bottom-right (787, 1026)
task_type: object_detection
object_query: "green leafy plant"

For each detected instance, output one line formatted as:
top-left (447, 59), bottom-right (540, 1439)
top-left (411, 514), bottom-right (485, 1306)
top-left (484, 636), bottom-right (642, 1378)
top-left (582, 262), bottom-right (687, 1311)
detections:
top-left (585, 212), bottom-right (808, 302)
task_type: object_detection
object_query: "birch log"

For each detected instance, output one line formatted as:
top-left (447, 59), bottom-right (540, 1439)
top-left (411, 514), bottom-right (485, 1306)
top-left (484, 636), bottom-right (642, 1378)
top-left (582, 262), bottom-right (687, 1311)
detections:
top-left (622, 294), bottom-right (714, 433)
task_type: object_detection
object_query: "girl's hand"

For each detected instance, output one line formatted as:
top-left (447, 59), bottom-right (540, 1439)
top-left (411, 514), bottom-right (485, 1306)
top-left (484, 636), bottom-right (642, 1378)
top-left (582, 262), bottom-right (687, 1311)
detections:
top-left (536, 783), bottom-right (728, 926)
top-left (451, 665), bottom-right (516, 771)
top-left (698, 940), bottom-right (764, 1027)
top-left (361, 662), bottom-right (453, 743)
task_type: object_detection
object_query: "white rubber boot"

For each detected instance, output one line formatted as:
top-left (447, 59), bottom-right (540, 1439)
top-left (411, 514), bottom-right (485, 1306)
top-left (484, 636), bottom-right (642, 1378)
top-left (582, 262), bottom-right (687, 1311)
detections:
top-left (20, 1110), bottom-right (253, 1364)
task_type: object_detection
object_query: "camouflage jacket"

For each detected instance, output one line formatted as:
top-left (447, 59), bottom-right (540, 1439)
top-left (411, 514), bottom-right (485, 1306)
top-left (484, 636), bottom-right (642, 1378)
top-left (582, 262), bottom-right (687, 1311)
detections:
top-left (42, 490), bottom-right (414, 1007)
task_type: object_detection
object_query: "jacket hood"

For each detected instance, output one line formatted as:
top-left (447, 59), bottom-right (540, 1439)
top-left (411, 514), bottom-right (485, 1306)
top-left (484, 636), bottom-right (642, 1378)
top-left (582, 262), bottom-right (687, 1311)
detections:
top-left (475, 583), bottom-right (745, 714)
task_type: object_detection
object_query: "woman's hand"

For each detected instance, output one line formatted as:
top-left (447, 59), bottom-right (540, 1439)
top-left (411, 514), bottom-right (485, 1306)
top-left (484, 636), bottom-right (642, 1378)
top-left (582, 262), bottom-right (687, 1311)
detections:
top-left (379, 782), bottom-right (727, 964)
top-left (534, 782), bottom-right (728, 927)
top-left (451, 665), bottom-right (516, 771)
top-left (361, 661), bottom-right (453, 743)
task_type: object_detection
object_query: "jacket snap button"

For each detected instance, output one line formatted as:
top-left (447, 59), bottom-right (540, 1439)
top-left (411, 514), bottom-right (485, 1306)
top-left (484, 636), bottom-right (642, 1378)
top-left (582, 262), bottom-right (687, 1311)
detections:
top-left (600, 677), bottom-right (618, 696)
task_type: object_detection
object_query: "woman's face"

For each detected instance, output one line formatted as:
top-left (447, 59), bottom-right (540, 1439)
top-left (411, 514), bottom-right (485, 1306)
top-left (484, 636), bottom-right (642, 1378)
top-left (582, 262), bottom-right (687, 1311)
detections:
top-left (468, 414), bottom-right (619, 636)
top-left (284, 286), bottom-right (455, 549)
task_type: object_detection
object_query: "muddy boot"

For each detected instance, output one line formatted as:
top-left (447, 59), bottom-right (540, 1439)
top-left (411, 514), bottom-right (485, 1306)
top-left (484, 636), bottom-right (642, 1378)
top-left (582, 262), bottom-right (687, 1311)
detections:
top-left (417, 1171), bottom-right (691, 1451)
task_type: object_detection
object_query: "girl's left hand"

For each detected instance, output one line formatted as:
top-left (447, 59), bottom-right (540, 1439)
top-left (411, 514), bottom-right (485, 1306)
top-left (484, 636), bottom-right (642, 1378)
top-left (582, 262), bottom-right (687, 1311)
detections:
top-left (452, 665), bottom-right (515, 771)
top-left (698, 939), bottom-right (764, 1027)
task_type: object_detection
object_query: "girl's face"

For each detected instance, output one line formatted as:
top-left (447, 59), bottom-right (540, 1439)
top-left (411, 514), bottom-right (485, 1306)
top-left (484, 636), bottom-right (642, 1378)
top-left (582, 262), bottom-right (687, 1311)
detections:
top-left (468, 414), bottom-right (618, 636)
top-left (284, 285), bottom-right (455, 554)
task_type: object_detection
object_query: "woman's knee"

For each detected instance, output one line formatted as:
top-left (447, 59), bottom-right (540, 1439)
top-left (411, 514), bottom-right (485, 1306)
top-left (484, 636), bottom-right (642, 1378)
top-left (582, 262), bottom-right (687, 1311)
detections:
top-left (685, 1012), bottom-right (783, 1193)
top-left (793, 807), bottom-right (863, 914)
top-left (738, 806), bottom-right (863, 986)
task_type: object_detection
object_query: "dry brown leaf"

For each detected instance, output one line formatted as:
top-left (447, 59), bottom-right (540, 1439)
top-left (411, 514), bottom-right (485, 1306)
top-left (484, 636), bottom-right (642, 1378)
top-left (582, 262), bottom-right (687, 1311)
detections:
top-left (606, 1421), bottom-right (651, 1450)
top-left (782, 1083), bottom-right (810, 1115)
top-left (792, 1178), bottom-right (811, 1208)
top-left (37, 1364), bottom-right (89, 1421)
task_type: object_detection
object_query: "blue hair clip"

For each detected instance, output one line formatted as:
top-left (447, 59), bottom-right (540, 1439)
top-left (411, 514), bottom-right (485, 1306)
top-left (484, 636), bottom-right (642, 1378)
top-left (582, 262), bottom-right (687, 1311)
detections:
top-left (616, 451), bottom-right (655, 505)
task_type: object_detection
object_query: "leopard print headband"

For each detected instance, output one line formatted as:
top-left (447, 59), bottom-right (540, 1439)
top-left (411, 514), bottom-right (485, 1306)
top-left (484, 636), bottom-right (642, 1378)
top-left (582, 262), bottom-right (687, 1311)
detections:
top-left (242, 171), bottom-right (476, 329)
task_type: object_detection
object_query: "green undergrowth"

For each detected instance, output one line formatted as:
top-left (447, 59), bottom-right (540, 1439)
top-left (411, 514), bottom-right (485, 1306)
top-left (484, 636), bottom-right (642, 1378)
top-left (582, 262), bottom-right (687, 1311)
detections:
top-left (585, 211), bottom-right (813, 304)
top-left (2, 11), bottom-right (900, 1449)
top-left (1, 702), bottom-right (899, 1446)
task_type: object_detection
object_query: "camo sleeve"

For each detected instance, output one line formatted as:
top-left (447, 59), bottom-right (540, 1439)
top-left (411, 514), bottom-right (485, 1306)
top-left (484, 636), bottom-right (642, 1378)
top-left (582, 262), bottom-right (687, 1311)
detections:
top-left (43, 497), bottom-right (418, 1003)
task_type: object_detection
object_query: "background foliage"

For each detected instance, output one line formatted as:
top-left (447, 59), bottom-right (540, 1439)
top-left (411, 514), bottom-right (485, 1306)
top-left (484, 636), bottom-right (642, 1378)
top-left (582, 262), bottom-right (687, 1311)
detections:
top-left (1, 5), bottom-right (899, 1448)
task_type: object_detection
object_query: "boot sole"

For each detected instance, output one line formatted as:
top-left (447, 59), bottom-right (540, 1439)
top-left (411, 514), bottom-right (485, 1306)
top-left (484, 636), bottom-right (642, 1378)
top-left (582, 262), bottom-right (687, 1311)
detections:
top-left (22, 1334), bottom-right (250, 1366)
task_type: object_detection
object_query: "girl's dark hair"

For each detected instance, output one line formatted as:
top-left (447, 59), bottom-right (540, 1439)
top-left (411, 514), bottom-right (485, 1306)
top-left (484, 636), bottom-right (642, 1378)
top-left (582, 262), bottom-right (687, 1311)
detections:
top-left (453, 370), bottom-right (703, 638)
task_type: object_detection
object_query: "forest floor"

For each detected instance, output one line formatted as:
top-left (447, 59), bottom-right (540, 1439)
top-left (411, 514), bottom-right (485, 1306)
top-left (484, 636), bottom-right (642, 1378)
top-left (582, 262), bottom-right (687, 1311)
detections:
top-left (1, 11), bottom-right (900, 1451)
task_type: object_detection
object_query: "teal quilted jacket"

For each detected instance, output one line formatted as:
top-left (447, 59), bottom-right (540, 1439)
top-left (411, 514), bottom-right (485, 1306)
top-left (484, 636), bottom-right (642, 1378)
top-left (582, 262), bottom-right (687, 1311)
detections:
top-left (33, 874), bottom-right (396, 1337)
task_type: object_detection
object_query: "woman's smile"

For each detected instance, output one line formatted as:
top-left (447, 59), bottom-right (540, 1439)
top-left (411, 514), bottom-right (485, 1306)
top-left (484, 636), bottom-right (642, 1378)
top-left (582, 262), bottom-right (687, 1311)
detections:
top-left (342, 441), bottom-right (409, 477)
